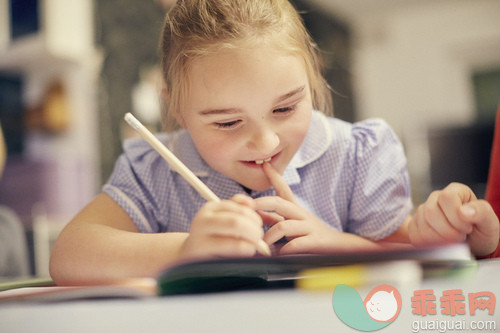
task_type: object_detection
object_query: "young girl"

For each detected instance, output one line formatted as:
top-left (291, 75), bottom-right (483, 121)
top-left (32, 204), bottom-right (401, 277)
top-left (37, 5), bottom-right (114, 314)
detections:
top-left (50, 0), bottom-right (499, 285)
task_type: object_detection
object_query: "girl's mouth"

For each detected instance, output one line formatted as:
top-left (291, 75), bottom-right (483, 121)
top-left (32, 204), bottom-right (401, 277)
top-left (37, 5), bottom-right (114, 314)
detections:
top-left (242, 153), bottom-right (280, 167)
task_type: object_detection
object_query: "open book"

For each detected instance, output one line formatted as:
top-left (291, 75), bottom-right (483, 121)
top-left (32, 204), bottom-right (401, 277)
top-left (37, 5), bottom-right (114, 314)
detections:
top-left (157, 242), bottom-right (475, 295)
top-left (0, 243), bottom-right (474, 301)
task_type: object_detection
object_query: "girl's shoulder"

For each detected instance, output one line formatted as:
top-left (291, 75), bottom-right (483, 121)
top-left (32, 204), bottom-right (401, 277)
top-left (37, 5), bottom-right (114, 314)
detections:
top-left (293, 112), bottom-right (401, 168)
top-left (121, 130), bottom-right (197, 174)
top-left (122, 133), bottom-right (170, 167)
top-left (315, 112), bottom-right (402, 156)
top-left (323, 115), bottom-right (397, 145)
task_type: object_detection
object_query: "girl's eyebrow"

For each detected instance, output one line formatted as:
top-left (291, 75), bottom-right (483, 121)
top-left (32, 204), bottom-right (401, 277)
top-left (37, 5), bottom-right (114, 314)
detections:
top-left (274, 85), bottom-right (306, 104)
top-left (198, 85), bottom-right (306, 116)
top-left (199, 108), bottom-right (241, 116)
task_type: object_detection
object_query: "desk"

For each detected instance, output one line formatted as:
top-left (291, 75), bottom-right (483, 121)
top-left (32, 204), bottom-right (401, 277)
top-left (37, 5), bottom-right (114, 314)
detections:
top-left (1, 259), bottom-right (499, 333)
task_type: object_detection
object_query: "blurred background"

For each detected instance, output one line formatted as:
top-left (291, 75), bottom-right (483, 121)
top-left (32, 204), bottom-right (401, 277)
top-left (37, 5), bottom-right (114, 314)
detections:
top-left (0, 0), bottom-right (499, 277)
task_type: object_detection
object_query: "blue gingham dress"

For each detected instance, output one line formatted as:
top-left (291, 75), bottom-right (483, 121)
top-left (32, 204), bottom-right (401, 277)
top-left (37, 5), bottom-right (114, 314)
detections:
top-left (104, 111), bottom-right (412, 240)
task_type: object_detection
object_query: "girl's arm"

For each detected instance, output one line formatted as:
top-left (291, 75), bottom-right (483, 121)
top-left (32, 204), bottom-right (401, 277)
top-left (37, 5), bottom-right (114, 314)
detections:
top-left (50, 192), bottom-right (266, 285)
top-left (49, 193), bottom-right (189, 285)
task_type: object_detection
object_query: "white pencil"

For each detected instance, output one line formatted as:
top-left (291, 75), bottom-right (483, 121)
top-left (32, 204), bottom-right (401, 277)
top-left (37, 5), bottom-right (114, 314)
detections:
top-left (124, 113), bottom-right (271, 256)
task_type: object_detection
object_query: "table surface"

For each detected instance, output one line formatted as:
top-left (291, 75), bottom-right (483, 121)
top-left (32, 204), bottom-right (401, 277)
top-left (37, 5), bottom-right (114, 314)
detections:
top-left (1, 258), bottom-right (499, 333)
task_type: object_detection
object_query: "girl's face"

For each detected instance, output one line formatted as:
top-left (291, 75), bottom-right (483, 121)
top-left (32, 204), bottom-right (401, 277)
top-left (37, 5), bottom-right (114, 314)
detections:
top-left (178, 44), bottom-right (313, 191)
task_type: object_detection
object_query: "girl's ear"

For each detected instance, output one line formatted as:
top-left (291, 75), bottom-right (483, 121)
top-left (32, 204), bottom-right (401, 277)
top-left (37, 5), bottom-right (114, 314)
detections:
top-left (161, 87), bottom-right (169, 103)
top-left (162, 88), bottom-right (186, 128)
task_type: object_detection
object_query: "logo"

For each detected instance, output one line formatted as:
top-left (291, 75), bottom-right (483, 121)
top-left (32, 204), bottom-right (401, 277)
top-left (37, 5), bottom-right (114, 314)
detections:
top-left (332, 284), bottom-right (402, 331)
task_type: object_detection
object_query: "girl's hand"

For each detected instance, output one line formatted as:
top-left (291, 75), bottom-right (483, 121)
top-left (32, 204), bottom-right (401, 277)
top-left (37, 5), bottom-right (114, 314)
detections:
top-left (254, 163), bottom-right (379, 255)
top-left (408, 183), bottom-right (499, 256)
top-left (180, 194), bottom-right (265, 260)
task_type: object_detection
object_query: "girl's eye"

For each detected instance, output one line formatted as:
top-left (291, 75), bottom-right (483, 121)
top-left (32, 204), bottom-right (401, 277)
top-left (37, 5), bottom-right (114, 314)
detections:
top-left (215, 120), bottom-right (240, 128)
top-left (273, 105), bottom-right (296, 114)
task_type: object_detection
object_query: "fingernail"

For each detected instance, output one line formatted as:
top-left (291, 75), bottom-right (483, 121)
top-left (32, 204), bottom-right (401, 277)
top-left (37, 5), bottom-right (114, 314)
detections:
top-left (257, 240), bottom-right (271, 256)
top-left (460, 205), bottom-right (476, 217)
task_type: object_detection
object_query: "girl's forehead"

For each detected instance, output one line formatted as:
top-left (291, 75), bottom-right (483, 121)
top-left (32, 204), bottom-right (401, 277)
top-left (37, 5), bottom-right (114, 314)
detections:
top-left (188, 43), bottom-right (305, 75)
top-left (188, 46), bottom-right (306, 87)
top-left (182, 45), bottom-right (309, 112)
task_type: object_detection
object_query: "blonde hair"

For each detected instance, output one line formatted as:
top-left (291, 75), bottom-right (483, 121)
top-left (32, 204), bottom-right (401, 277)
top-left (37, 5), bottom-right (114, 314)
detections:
top-left (160, 0), bottom-right (332, 131)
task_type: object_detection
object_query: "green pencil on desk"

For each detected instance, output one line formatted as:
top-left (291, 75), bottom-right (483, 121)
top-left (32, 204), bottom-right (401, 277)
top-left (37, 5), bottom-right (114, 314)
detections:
top-left (124, 112), bottom-right (271, 257)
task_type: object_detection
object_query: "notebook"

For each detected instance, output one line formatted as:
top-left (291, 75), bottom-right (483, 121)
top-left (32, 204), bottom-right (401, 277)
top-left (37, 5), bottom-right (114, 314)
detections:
top-left (0, 243), bottom-right (475, 301)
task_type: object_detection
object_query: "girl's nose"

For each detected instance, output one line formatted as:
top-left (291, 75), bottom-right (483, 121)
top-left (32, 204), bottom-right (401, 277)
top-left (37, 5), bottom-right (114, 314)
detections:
top-left (247, 126), bottom-right (280, 154)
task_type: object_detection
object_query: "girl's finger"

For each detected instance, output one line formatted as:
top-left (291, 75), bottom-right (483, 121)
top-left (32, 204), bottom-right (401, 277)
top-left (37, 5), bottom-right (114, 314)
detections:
top-left (263, 162), bottom-right (296, 203)
top-left (423, 196), bottom-right (467, 242)
top-left (412, 205), bottom-right (442, 245)
top-left (459, 200), bottom-right (499, 238)
top-left (227, 195), bottom-right (271, 256)
top-left (254, 196), bottom-right (306, 221)
top-left (263, 219), bottom-right (308, 245)
top-left (198, 212), bottom-right (262, 239)
top-left (257, 210), bottom-right (284, 226)
top-left (413, 202), bottom-right (466, 245)
top-left (437, 185), bottom-right (474, 234)
top-left (192, 235), bottom-right (262, 259)
top-left (208, 200), bottom-right (262, 226)
top-left (231, 194), bottom-right (255, 209)
top-left (460, 200), bottom-right (497, 229)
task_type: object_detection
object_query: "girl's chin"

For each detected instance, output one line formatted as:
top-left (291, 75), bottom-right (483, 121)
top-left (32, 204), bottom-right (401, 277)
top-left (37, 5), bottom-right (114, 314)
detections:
top-left (238, 179), bottom-right (272, 193)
